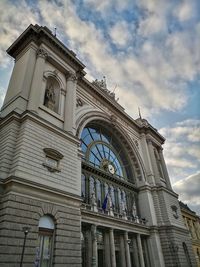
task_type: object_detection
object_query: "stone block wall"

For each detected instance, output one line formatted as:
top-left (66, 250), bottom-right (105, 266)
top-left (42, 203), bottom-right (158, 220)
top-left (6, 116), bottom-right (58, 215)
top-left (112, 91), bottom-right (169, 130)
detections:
top-left (0, 191), bottom-right (82, 267)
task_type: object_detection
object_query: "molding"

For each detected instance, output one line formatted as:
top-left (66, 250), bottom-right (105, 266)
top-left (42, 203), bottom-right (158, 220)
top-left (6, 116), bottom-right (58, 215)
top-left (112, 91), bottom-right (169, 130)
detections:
top-left (81, 208), bottom-right (150, 235)
top-left (0, 110), bottom-right (80, 145)
top-left (1, 176), bottom-right (81, 208)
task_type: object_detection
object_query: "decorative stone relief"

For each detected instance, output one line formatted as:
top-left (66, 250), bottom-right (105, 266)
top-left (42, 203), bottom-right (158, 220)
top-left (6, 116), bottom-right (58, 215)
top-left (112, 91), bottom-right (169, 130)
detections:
top-left (76, 97), bottom-right (83, 107)
top-left (66, 71), bottom-right (78, 82)
top-left (171, 205), bottom-right (179, 219)
top-left (36, 48), bottom-right (48, 59)
top-left (43, 148), bottom-right (63, 173)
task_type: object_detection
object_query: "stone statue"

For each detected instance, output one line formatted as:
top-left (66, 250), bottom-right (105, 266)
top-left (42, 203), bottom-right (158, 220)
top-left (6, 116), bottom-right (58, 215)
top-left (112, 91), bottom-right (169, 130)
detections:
top-left (120, 200), bottom-right (127, 220)
top-left (90, 192), bottom-right (98, 212)
top-left (44, 83), bottom-right (56, 110)
top-left (132, 199), bottom-right (137, 217)
top-left (107, 193), bottom-right (114, 216)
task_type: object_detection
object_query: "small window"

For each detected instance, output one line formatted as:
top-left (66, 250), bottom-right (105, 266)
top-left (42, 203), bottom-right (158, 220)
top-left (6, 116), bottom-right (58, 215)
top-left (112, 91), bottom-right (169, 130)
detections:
top-left (35, 215), bottom-right (55, 267)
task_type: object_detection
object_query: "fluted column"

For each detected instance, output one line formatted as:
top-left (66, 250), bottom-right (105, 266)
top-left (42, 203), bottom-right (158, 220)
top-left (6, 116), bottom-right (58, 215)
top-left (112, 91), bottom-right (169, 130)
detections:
top-left (64, 72), bottom-right (77, 134)
top-left (109, 229), bottom-right (116, 267)
top-left (119, 235), bottom-right (126, 267)
top-left (158, 148), bottom-right (172, 189)
top-left (28, 48), bottom-right (48, 112)
top-left (137, 234), bottom-right (145, 267)
top-left (91, 225), bottom-right (98, 267)
top-left (124, 232), bottom-right (131, 267)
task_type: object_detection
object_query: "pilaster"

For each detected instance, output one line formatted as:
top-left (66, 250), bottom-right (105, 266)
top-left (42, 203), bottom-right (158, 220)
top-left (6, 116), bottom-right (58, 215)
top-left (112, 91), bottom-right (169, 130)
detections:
top-left (27, 48), bottom-right (48, 112)
top-left (64, 72), bottom-right (77, 134)
top-left (158, 148), bottom-right (172, 190)
top-left (140, 133), bottom-right (155, 185)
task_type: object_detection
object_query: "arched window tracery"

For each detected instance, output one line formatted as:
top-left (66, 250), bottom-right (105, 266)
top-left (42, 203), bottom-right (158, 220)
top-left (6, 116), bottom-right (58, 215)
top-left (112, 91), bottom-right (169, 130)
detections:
top-left (81, 124), bottom-right (139, 219)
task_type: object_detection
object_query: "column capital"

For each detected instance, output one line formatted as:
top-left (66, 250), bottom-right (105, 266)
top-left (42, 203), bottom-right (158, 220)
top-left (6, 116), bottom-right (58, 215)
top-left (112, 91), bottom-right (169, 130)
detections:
top-left (66, 71), bottom-right (78, 82)
top-left (36, 48), bottom-right (48, 59)
top-left (146, 138), bottom-right (153, 145)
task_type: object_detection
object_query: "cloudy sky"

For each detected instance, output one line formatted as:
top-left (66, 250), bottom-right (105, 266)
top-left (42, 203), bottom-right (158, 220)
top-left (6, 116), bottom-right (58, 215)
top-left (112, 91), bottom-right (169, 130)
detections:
top-left (0, 0), bottom-right (199, 214)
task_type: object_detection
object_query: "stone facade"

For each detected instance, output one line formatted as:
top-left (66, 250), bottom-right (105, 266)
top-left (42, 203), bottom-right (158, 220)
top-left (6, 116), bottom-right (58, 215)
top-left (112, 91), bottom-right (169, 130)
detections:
top-left (180, 201), bottom-right (200, 267)
top-left (0, 24), bottom-right (197, 266)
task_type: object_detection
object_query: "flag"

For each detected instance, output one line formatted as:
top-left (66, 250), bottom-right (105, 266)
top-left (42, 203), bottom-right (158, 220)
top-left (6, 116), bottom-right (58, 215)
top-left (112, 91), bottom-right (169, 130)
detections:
top-left (102, 194), bottom-right (108, 210)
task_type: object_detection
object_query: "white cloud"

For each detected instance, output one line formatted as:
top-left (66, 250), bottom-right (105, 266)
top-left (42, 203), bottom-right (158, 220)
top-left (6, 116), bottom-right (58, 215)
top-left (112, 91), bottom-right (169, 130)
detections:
top-left (0, 0), bottom-right (199, 118)
top-left (0, 0), bottom-right (39, 67)
top-left (174, 1), bottom-right (194, 22)
top-left (109, 21), bottom-right (132, 47)
top-left (173, 172), bottom-right (200, 214)
top-left (160, 119), bottom-right (200, 184)
top-left (138, 13), bottom-right (165, 37)
top-left (0, 86), bottom-right (5, 107)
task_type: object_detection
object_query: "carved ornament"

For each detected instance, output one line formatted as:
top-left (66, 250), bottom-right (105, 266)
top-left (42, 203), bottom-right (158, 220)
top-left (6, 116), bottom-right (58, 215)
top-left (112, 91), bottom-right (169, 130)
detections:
top-left (36, 48), bottom-right (48, 59)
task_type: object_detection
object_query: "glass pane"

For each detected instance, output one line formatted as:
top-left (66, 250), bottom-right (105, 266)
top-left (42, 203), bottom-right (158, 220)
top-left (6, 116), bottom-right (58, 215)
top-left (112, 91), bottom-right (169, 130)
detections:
top-left (39, 235), bottom-right (52, 267)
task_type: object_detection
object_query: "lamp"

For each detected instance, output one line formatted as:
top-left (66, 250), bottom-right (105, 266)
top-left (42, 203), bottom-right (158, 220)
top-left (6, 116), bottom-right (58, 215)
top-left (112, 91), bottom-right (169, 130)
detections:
top-left (20, 226), bottom-right (30, 267)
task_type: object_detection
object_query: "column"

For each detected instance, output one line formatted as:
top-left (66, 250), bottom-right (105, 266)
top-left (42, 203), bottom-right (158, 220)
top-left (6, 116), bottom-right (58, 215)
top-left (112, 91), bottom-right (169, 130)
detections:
top-left (158, 148), bottom-right (172, 190)
top-left (136, 234), bottom-right (145, 267)
top-left (147, 139), bottom-right (160, 184)
top-left (109, 229), bottom-right (116, 267)
top-left (64, 72), bottom-right (77, 134)
top-left (91, 225), bottom-right (98, 267)
top-left (104, 232), bottom-right (111, 267)
top-left (60, 88), bottom-right (66, 117)
top-left (132, 237), bottom-right (140, 267)
top-left (119, 235), bottom-right (126, 267)
top-left (28, 48), bottom-right (48, 112)
top-left (124, 232), bottom-right (131, 267)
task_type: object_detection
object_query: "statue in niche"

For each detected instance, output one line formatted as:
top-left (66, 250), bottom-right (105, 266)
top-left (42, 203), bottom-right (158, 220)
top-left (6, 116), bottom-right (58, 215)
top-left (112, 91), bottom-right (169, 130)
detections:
top-left (44, 83), bottom-right (56, 110)
top-left (107, 193), bottom-right (114, 216)
top-left (90, 191), bottom-right (98, 212)
top-left (132, 199), bottom-right (137, 218)
top-left (120, 200), bottom-right (127, 219)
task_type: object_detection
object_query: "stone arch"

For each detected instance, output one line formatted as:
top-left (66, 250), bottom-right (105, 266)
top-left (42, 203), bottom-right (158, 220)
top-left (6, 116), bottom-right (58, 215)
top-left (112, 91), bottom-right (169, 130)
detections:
top-left (76, 111), bottom-right (146, 183)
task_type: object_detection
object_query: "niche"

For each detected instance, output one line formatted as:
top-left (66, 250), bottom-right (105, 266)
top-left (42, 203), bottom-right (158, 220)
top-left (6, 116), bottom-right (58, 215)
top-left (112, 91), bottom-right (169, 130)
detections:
top-left (44, 76), bottom-right (60, 114)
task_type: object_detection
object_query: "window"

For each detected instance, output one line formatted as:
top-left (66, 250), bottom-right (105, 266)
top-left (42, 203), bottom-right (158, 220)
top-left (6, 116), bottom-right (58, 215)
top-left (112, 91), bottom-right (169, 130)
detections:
top-left (81, 124), bottom-right (138, 219)
top-left (81, 126), bottom-right (132, 180)
top-left (35, 215), bottom-right (55, 267)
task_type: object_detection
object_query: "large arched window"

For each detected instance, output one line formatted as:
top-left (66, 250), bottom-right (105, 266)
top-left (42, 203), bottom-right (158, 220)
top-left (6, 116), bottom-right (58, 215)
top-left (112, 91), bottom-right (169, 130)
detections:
top-left (81, 125), bottom-right (132, 180)
top-left (81, 124), bottom-right (139, 220)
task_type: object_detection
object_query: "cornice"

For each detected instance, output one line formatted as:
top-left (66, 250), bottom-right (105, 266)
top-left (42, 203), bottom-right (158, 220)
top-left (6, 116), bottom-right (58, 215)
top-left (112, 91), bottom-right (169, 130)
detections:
top-left (6, 24), bottom-right (85, 73)
top-left (81, 208), bottom-right (150, 235)
top-left (0, 110), bottom-right (80, 145)
top-left (1, 175), bottom-right (82, 207)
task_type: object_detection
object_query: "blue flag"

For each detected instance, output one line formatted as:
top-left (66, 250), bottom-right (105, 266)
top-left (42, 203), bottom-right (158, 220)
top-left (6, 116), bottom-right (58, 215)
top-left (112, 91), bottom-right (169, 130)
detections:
top-left (102, 194), bottom-right (108, 210)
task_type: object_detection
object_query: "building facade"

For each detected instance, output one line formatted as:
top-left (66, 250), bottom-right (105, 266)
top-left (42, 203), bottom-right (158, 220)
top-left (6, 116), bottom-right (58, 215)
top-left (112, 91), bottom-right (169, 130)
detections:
top-left (180, 202), bottom-right (200, 267)
top-left (0, 24), bottom-right (196, 267)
